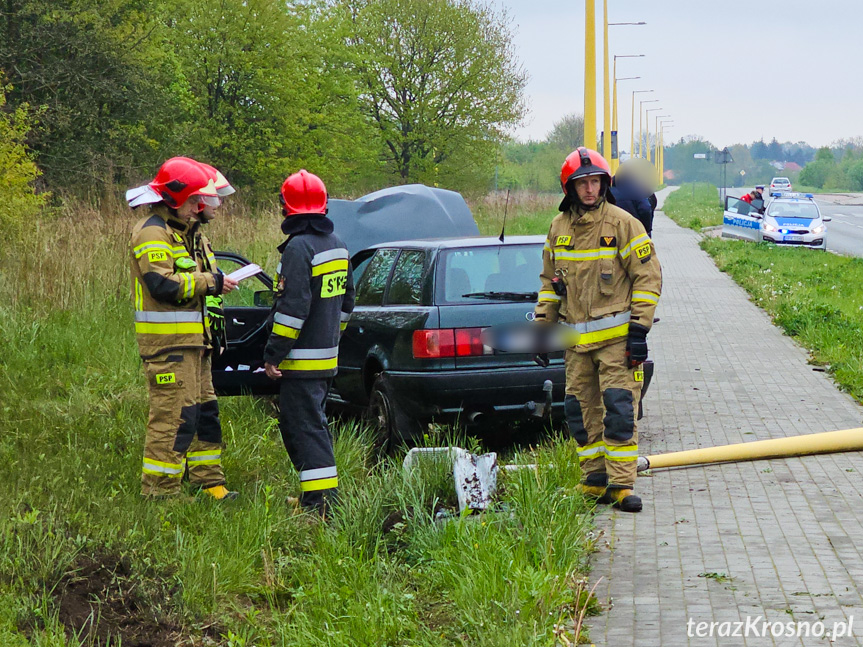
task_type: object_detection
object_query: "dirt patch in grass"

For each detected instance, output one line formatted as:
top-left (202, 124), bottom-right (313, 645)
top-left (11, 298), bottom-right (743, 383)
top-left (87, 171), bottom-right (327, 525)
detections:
top-left (54, 553), bottom-right (182, 647)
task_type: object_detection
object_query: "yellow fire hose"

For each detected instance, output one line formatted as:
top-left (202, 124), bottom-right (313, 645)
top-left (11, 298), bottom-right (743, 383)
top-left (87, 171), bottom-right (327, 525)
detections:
top-left (637, 427), bottom-right (863, 472)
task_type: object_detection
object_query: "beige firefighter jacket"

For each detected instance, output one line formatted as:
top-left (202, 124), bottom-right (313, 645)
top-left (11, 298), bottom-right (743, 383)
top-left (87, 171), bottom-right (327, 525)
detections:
top-left (534, 199), bottom-right (661, 352)
top-left (130, 205), bottom-right (220, 359)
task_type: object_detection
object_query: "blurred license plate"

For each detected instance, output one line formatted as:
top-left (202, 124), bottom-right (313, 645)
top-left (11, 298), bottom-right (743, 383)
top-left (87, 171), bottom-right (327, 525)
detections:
top-left (784, 235), bottom-right (803, 242)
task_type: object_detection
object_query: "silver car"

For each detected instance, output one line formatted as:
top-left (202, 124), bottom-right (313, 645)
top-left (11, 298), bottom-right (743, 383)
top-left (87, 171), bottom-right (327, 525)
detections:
top-left (722, 192), bottom-right (831, 250)
top-left (770, 177), bottom-right (792, 193)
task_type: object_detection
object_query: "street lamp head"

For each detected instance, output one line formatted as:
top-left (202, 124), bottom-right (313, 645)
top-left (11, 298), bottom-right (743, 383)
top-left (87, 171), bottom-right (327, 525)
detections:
top-left (616, 76), bottom-right (641, 81)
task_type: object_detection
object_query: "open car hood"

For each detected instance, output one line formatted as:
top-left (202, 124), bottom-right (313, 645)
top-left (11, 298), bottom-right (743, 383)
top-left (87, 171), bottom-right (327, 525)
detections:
top-left (328, 184), bottom-right (480, 257)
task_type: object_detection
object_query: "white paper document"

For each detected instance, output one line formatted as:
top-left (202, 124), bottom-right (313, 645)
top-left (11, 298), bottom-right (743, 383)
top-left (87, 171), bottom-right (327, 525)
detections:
top-left (226, 263), bottom-right (263, 282)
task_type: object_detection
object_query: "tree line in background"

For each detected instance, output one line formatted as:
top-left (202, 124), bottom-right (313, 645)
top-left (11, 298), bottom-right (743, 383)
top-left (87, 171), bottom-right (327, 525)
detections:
top-left (0, 0), bottom-right (526, 228)
top-left (499, 131), bottom-right (863, 194)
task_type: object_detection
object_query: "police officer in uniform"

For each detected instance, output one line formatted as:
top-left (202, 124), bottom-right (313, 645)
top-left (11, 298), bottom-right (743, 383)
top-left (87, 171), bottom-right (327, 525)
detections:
top-left (127, 157), bottom-right (238, 500)
top-left (264, 170), bottom-right (355, 514)
top-left (535, 148), bottom-right (662, 512)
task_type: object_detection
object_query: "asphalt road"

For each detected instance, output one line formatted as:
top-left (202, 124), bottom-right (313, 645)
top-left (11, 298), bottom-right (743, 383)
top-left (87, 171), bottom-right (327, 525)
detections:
top-left (728, 187), bottom-right (863, 257)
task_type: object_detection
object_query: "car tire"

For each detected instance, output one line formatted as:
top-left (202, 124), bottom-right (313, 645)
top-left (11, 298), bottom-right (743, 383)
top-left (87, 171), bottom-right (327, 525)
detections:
top-left (368, 375), bottom-right (425, 455)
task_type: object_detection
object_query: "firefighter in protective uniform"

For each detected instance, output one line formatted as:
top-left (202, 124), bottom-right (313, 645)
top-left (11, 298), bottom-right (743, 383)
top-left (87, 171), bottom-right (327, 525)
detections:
top-left (127, 157), bottom-right (239, 500)
top-left (535, 148), bottom-right (661, 512)
top-left (264, 170), bottom-right (355, 514)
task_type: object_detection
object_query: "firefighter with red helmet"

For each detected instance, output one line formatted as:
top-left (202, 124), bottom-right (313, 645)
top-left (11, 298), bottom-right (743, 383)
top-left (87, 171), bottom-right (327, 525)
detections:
top-left (263, 170), bottom-right (355, 514)
top-left (127, 157), bottom-right (239, 500)
top-left (535, 148), bottom-right (662, 512)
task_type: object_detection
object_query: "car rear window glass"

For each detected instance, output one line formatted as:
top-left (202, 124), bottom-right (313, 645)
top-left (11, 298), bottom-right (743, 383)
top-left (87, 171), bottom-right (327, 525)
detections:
top-left (772, 178), bottom-right (789, 184)
top-left (768, 202), bottom-right (819, 219)
top-left (387, 250), bottom-right (427, 305)
top-left (355, 248), bottom-right (398, 306)
top-left (437, 244), bottom-right (542, 304)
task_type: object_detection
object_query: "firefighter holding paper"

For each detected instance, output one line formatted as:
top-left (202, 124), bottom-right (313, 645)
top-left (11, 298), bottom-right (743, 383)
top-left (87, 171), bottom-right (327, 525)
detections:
top-left (127, 157), bottom-right (238, 500)
top-left (263, 170), bottom-right (355, 515)
top-left (535, 148), bottom-right (661, 513)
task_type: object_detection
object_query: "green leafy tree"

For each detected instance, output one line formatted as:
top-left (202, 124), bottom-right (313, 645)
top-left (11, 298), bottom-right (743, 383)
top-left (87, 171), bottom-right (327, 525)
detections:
top-left (546, 113), bottom-right (585, 154)
top-left (168, 0), bottom-right (379, 196)
top-left (0, 0), bottom-right (176, 189)
top-left (0, 82), bottom-right (47, 234)
top-left (343, 0), bottom-right (527, 191)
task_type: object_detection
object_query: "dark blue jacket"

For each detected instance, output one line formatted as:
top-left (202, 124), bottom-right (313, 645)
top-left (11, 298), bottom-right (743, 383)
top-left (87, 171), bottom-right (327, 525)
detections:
top-left (609, 176), bottom-right (654, 235)
top-left (263, 217), bottom-right (355, 378)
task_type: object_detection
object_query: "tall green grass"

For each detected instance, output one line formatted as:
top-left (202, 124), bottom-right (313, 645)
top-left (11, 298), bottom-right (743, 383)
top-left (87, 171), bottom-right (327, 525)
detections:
top-left (702, 238), bottom-right (863, 401)
top-left (0, 197), bottom-right (596, 645)
top-left (469, 191), bottom-right (559, 236)
top-left (662, 183), bottom-right (723, 230)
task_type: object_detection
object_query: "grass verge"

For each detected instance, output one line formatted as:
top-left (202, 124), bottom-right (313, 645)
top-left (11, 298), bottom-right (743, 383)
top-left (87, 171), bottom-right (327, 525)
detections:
top-left (0, 196), bottom-right (597, 646)
top-left (662, 183), bottom-right (723, 230)
top-left (701, 238), bottom-right (863, 402)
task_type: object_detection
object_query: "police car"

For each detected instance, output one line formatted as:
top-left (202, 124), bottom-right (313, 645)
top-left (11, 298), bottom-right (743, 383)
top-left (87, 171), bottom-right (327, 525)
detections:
top-left (722, 192), bottom-right (831, 250)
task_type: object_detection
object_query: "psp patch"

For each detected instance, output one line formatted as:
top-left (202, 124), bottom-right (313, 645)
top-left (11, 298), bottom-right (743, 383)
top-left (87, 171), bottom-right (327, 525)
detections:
top-left (634, 242), bottom-right (652, 261)
top-left (155, 372), bottom-right (176, 385)
top-left (600, 236), bottom-right (617, 248)
top-left (321, 270), bottom-right (348, 298)
top-left (148, 250), bottom-right (168, 263)
top-left (555, 235), bottom-right (572, 247)
top-left (634, 369), bottom-right (644, 382)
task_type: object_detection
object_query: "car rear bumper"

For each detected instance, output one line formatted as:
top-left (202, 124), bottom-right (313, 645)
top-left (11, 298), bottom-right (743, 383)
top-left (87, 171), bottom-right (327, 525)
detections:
top-left (381, 365), bottom-right (566, 423)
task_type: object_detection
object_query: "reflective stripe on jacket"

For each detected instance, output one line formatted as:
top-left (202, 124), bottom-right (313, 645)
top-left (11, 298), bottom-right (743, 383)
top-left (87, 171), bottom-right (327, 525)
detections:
top-left (129, 205), bottom-right (219, 359)
top-left (534, 199), bottom-right (662, 351)
top-left (263, 231), bottom-right (356, 378)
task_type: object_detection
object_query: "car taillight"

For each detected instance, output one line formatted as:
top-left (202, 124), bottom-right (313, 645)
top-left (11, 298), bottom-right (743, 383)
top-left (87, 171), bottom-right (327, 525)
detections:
top-left (412, 329), bottom-right (455, 358)
top-left (412, 328), bottom-right (490, 358)
top-left (455, 327), bottom-right (485, 356)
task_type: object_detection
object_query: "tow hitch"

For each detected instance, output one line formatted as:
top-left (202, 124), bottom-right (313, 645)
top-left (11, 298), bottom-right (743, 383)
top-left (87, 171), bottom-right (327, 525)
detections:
top-left (524, 379), bottom-right (554, 420)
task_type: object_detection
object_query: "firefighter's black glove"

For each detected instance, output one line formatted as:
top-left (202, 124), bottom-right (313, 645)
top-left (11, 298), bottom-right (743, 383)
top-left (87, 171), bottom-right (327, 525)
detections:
top-left (208, 272), bottom-right (224, 296)
top-left (534, 353), bottom-right (550, 368)
top-left (626, 323), bottom-right (649, 367)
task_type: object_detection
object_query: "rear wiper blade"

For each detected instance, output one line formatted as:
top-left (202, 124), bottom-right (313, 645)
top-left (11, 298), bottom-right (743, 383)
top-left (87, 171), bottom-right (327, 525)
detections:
top-left (461, 291), bottom-right (538, 301)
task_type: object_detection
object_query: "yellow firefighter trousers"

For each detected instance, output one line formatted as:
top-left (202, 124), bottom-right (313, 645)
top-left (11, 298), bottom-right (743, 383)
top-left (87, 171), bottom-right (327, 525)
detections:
top-left (564, 340), bottom-right (643, 489)
top-left (141, 348), bottom-right (226, 497)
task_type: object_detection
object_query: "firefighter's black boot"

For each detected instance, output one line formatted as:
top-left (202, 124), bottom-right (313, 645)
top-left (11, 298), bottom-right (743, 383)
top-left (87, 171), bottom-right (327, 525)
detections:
top-left (607, 486), bottom-right (642, 513)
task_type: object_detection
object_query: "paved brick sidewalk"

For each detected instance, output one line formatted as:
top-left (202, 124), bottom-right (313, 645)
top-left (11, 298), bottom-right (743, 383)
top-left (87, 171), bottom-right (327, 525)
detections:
top-left (588, 189), bottom-right (863, 647)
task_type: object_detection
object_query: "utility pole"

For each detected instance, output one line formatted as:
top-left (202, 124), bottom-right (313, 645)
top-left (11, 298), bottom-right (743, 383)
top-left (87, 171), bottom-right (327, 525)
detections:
top-left (584, 0), bottom-right (597, 149)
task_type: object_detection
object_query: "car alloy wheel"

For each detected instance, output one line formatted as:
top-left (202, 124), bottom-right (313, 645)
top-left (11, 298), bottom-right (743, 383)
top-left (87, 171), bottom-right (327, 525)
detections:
top-left (368, 375), bottom-right (424, 456)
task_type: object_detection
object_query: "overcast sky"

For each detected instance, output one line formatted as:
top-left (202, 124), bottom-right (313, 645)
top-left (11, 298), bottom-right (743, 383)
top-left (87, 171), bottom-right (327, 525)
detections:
top-left (499, 0), bottom-right (863, 150)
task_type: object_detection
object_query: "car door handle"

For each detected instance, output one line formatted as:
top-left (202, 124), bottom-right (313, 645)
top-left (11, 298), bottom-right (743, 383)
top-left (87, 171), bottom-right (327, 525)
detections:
top-left (232, 318), bottom-right (245, 326)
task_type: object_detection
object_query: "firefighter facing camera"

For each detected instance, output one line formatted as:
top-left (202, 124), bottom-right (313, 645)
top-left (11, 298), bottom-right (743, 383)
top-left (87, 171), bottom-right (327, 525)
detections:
top-left (263, 170), bottom-right (355, 515)
top-left (126, 157), bottom-right (239, 501)
top-left (535, 148), bottom-right (662, 513)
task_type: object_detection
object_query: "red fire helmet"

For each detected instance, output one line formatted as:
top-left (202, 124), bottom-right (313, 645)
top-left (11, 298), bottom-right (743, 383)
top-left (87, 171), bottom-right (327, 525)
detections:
top-left (148, 157), bottom-right (218, 208)
top-left (280, 169), bottom-right (327, 216)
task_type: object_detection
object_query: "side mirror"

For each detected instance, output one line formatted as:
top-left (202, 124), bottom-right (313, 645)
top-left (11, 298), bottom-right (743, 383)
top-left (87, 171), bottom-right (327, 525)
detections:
top-left (254, 290), bottom-right (275, 308)
top-left (823, 216), bottom-right (832, 222)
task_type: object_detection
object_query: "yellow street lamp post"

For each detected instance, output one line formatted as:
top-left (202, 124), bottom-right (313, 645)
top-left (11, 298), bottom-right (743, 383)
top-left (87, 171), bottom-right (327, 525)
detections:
top-left (658, 120), bottom-right (674, 185)
top-left (603, 16), bottom-right (645, 164)
top-left (644, 107), bottom-right (662, 162)
top-left (653, 114), bottom-right (669, 164)
top-left (584, 0), bottom-right (597, 150)
top-left (612, 76), bottom-right (639, 171)
top-left (631, 90), bottom-right (653, 161)
top-left (612, 53), bottom-right (643, 172)
top-left (639, 99), bottom-right (659, 157)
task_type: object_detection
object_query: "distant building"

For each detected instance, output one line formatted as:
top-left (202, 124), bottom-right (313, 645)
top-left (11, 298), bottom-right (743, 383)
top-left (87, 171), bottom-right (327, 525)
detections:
top-left (783, 161), bottom-right (802, 173)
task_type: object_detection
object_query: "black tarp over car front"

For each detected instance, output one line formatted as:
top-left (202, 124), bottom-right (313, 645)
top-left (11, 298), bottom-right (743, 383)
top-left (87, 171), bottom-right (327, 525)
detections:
top-left (327, 184), bottom-right (480, 256)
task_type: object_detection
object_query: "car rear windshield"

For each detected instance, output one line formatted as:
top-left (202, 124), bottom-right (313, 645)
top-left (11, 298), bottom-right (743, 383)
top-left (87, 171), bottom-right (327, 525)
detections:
top-left (768, 202), bottom-right (819, 219)
top-left (772, 178), bottom-right (790, 184)
top-left (437, 244), bottom-right (542, 304)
